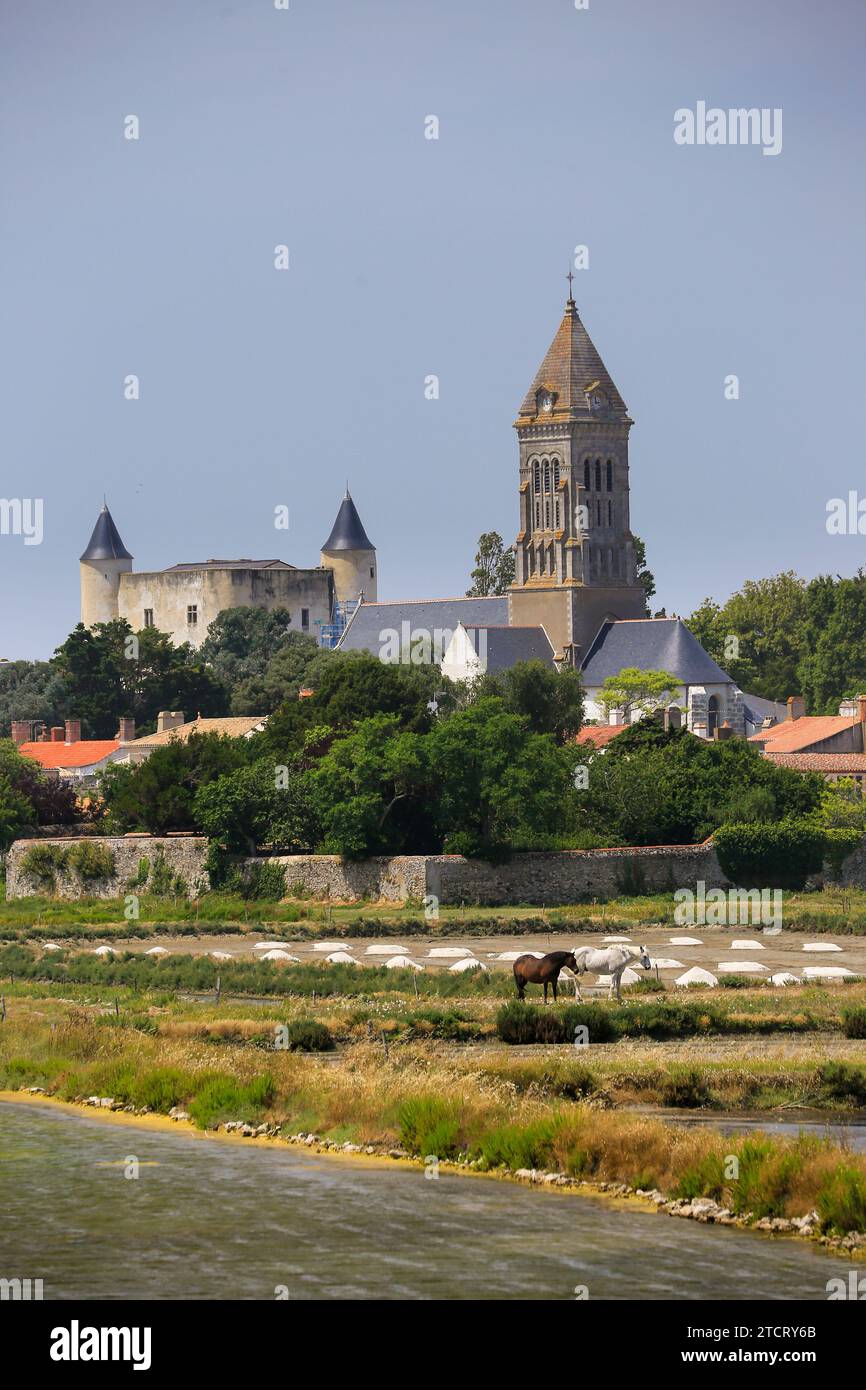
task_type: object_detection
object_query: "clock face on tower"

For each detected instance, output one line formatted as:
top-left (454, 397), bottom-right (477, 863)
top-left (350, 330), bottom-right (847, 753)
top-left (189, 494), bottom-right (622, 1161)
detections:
top-left (536, 388), bottom-right (555, 414)
top-left (588, 389), bottom-right (607, 415)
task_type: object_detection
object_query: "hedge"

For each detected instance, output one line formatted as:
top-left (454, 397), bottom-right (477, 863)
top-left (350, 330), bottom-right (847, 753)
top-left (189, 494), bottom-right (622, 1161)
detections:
top-left (714, 822), bottom-right (860, 889)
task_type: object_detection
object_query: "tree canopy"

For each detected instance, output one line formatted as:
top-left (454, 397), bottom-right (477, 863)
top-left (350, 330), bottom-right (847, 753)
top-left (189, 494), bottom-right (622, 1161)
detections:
top-left (466, 531), bottom-right (515, 596)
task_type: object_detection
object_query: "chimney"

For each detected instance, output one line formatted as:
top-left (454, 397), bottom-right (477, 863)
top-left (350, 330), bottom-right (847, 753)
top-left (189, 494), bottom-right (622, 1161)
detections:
top-left (10, 720), bottom-right (31, 746)
top-left (117, 716), bottom-right (136, 743)
top-left (50, 726), bottom-right (65, 742)
top-left (156, 710), bottom-right (185, 734)
top-left (715, 720), bottom-right (735, 741)
top-left (787, 696), bottom-right (805, 721)
top-left (64, 719), bottom-right (81, 744)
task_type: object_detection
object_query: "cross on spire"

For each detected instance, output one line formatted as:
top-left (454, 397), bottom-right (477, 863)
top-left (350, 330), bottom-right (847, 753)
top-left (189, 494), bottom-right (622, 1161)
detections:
top-left (566, 268), bottom-right (575, 305)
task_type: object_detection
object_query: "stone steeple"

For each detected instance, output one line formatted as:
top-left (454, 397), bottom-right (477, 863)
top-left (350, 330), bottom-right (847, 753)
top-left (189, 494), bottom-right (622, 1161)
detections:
top-left (509, 291), bottom-right (647, 661)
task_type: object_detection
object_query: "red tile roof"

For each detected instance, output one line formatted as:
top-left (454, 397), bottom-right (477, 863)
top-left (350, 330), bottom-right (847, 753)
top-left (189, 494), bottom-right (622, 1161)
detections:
top-left (764, 752), bottom-right (866, 773)
top-left (749, 716), bottom-right (858, 753)
top-left (19, 740), bottom-right (120, 770)
top-left (576, 724), bottom-right (629, 748)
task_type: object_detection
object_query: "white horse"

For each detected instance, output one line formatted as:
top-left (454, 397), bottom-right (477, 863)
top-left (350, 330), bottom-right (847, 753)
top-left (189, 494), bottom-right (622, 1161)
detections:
top-left (572, 944), bottom-right (652, 1001)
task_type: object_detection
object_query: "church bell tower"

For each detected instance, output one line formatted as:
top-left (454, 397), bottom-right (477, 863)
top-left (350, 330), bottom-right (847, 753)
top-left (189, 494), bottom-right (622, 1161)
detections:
top-left (509, 283), bottom-right (647, 661)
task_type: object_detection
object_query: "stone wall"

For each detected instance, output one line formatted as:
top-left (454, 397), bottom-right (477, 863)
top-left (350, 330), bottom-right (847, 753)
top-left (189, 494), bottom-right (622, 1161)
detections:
top-left (5, 835), bottom-right (209, 900)
top-left (259, 855), bottom-right (428, 903)
top-left (255, 841), bottom-right (729, 906)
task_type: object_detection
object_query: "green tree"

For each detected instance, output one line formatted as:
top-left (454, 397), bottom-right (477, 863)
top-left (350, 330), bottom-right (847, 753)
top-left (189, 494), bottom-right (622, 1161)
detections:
top-left (466, 532), bottom-right (515, 596)
top-left (229, 633), bottom-right (332, 715)
top-left (54, 621), bottom-right (228, 738)
top-left (198, 608), bottom-right (316, 695)
top-left (686, 573), bottom-right (808, 700)
top-left (632, 535), bottom-right (656, 614)
top-left (304, 715), bottom-right (431, 857)
top-left (0, 739), bottom-right (78, 840)
top-left (469, 660), bottom-right (583, 743)
top-left (261, 652), bottom-right (438, 760)
top-left (194, 758), bottom-right (316, 854)
top-left (0, 660), bottom-right (71, 738)
top-left (99, 733), bottom-right (251, 834)
top-left (799, 574), bottom-right (866, 713)
top-left (0, 773), bottom-right (36, 850)
top-left (598, 668), bottom-right (680, 721)
top-left (426, 698), bottom-right (574, 857)
top-left (581, 725), bottom-right (821, 846)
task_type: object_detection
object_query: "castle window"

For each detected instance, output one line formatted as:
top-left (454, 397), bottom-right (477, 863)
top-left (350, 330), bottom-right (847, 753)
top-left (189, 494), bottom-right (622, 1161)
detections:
top-left (301, 608), bottom-right (310, 630)
top-left (584, 459), bottom-right (590, 490)
top-left (143, 609), bottom-right (154, 628)
top-left (606, 460), bottom-right (613, 491)
top-left (595, 458), bottom-right (601, 490)
top-left (187, 605), bottom-right (197, 626)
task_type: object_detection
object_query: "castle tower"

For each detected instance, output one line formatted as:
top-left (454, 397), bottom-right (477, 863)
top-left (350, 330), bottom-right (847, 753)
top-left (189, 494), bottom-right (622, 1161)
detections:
top-left (320, 489), bottom-right (377, 605)
top-left (79, 503), bottom-right (133, 627)
top-left (509, 287), bottom-right (647, 661)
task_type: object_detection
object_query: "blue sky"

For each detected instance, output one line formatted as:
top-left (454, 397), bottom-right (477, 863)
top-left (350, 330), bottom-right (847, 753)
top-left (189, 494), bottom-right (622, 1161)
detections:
top-left (2, 0), bottom-right (865, 658)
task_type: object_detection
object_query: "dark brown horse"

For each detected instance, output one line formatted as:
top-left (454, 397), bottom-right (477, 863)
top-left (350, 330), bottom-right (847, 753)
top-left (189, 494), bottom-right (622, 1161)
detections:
top-left (513, 951), bottom-right (579, 1004)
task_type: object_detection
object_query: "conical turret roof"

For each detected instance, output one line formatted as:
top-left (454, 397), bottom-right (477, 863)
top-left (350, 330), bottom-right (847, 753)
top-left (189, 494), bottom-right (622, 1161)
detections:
top-left (321, 490), bottom-right (375, 553)
top-left (517, 297), bottom-right (629, 422)
top-left (80, 504), bottom-right (132, 562)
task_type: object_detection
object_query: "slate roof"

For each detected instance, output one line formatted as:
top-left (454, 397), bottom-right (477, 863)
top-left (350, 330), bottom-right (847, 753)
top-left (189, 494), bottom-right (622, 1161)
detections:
top-left (459, 624), bottom-right (555, 673)
top-left (742, 692), bottom-right (788, 728)
top-left (80, 505), bottom-right (132, 562)
top-left (321, 491), bottom-right (375, 552)
top-left (19, 740), bottom-right (120, 770)
top-left (517, 299), bottom-right (629, 422)
top-left (131, 716), bottom-right (267, 747)
top-left (749, 716), bottom-right (859, 753)
top-left (338, 597), bottom-right (509, 655)
top-left (163, 560), bottom-right (295, 572)
top-left (580, 618), bottom-right (733, 687)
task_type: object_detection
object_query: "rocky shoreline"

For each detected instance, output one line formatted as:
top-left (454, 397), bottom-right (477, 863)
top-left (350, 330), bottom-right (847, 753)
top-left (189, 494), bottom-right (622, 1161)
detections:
top-left (20, 1085), bottom-right (862, 1257)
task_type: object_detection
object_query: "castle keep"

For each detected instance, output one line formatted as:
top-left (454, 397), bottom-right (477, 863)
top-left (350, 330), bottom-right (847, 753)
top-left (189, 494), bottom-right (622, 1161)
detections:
top-left (79, 491), bottom-right (376, 649)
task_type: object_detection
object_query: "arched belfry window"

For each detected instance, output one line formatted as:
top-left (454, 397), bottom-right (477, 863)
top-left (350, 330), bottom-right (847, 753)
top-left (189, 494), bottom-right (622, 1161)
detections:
top-left (543, 460), bottom-right (550, 493)
top-left (607, 500), bottom-right (612, 526)
top-left (584, 459), bottom-right (591, 490)
top-left (595, 458), bottom-right (602, 490)
top-left (553, 458), bottom-right (560, 489)
top-left (606, 460), bottom-right (613, 492)
top-left (533, 460), bottom-right (540, 493)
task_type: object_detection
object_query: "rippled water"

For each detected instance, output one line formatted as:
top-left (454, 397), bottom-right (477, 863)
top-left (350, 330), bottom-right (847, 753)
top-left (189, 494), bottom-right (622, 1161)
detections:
top-left (0, 1102), bottom-right (839, 1300)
